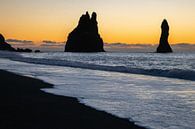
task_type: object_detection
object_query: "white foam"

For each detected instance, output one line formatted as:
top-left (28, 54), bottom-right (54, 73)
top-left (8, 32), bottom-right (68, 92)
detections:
top-left (0, 57), bottom-right (195, 129)
top-left (0, 51), bottom-right (195, 81)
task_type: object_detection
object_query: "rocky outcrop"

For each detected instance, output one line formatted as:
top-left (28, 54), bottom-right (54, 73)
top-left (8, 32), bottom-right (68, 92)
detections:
top-left (16, 48), bottom-right (32, 53)
top-left (35, 50), bottom-right (41, 53)
top-left (0, 34), bottom-right (16, 51)
top-left (0, 34), bottom-right (34, 53)
top-left (157, 19), bottom-right (173, 53)
top-left (65, 12), bottom-right (105, 52)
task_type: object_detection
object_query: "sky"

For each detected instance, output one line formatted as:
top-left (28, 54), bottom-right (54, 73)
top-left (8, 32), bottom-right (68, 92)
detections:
top-left (0, 0), bottom-right (195, 45)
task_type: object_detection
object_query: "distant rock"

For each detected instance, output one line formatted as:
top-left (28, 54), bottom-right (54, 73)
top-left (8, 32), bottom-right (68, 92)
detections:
top-left (16, 48), bottom-right (32, 53)
top-left (0, 34), bottom-right (16, 51)
top-left (65, 12), bottom-right (105, 52)
top-left (157, 19), bottom-right (173, 53)
top-left (35, 50), bottom-right (41, 53)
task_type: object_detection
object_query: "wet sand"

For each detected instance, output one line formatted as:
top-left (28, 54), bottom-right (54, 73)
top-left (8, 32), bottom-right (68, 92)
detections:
top-left (0, 69), bottom-right (146, 129)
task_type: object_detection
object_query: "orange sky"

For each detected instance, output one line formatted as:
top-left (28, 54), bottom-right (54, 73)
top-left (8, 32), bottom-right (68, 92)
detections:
top-left (0, 0), bottom-right (195, 44)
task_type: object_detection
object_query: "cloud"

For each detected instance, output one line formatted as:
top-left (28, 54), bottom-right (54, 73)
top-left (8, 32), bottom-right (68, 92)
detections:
top-left (6, 39), bottom-right (33, 44)
top-left (105, 43), bottom-right (195, 52)
top-left (105, 43), bottom-right (154, 48)
top-left (173, 43), bottom-right (195, 47)
top-left (104, 43), bottom-right (155, 52)
top-left (5, 38), bottom-right (35, 48)
top-left (40, 40), bottom-right (65, 47)
top-left (42, 40), bottom-right (58, 44)
top-left (172, 43), bottom-right (195, 52)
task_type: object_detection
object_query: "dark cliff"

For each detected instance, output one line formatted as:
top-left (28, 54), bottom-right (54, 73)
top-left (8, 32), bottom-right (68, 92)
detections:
top-left (0, 34), bottom-right (34, 53)
top-left (157, 19), bottom-right (173, 53)
top-left (0, 34), bottom-right (16, 51)
top-left (65, 12), bottom-right (105, 52)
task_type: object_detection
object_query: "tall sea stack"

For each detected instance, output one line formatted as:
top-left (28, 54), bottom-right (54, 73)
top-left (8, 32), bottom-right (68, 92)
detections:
top-left (0, 34), bottom-right (15, 51)
top-left (65, 12), bottom-right (105, 52)
top-left (157, 19), bottom-right (173, 53)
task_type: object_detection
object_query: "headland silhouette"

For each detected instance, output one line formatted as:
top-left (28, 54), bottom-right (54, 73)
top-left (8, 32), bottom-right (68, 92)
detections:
top-left (0, 34), bottom-right (40, 53)
top-left (0, 34), bottom-right (15, 51)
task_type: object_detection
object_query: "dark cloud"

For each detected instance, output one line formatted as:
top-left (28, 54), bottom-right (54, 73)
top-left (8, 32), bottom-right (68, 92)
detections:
top-left (105, 43), bottom-right (154, 48)
top-left (42, 40), bottom-right (58, 44)
top-left (105, 43), bottom-right (195, 52)
top-left (5, 39), bottom-right (35, 48)
top-left (41, 40), bottom-right (65, 47)
top-left (6, 39), bottom-right (33, 44)
top-left (104, 43), bottom-right (155, 52)
top-left (172, 43), bottom-right (195, 52)
top-left (106, 43), bottom-right (195, 48)
top-left (105, 43), bottom-right (130, 47)
top-left (173, 43), bottom-right (195, 47)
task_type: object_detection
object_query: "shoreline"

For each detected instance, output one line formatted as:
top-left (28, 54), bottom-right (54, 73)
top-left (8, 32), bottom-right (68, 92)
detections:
top-left (0, 69), bottom-right (146, 129)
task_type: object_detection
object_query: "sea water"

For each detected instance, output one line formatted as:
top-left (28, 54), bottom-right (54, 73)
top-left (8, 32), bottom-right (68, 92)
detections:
top-left (0, 51), bottom-right (195, 129)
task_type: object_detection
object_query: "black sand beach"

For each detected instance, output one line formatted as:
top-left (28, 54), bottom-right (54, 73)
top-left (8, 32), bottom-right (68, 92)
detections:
top-left (0, 69), bottom-right (145, 129)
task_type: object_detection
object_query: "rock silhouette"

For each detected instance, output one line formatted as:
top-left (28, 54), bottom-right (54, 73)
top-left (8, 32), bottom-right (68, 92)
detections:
top-left (0, 34), bottom-right (34, 53)
top-left (0, 34), bottom-right (16, 51)
top-left (65, 12), bottom-right (105, 52)
top-left (35, 50), bottom-right (41, 53)
top-left (16, 48), bottom-right (32, 53)
top-left (157, 19), bottom-right (173, 53)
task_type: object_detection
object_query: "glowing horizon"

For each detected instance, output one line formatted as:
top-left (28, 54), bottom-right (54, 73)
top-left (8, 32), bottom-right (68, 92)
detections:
top-left (0, 0), bottom-right (195, 44)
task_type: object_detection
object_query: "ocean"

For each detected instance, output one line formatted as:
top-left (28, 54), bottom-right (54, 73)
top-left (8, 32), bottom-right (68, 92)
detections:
top-left (0, 51), bottom-right (195, 129)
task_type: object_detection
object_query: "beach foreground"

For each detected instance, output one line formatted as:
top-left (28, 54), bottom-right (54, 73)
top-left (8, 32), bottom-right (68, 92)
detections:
top-left (0, 69), bottom-right (145, 129)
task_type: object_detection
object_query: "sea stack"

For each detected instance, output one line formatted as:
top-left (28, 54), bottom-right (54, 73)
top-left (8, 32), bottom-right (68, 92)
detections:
top-left (65, 12), bottom-right (105, 52)
top-left (157, 19), bottom-right (173, 53)
top-left (0, 34), bottom-right (15, 51)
